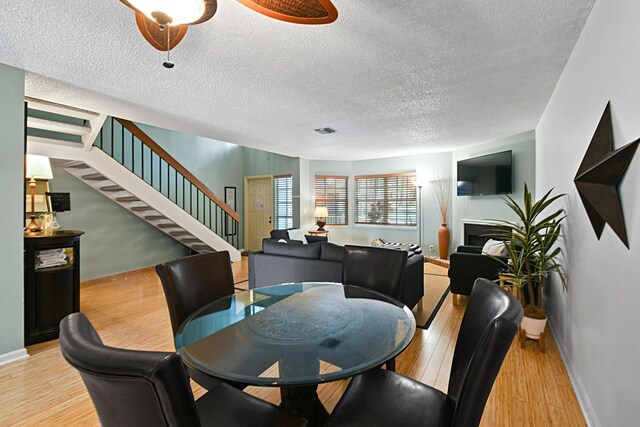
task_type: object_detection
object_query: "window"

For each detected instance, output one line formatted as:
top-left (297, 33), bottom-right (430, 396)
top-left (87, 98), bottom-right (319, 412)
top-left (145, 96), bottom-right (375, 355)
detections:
top-left (274, 175), bottom-right (293, 229)
top-left (315, 176), bottom-right (348, 225)
top-left (355, 173), bottom-right (417, 226)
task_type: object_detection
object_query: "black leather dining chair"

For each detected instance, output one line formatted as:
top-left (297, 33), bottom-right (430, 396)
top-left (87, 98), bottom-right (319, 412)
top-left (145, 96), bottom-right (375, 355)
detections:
top-left (326, 278), bottom-right (523, 427)
top-left (155, 251), bottom-right (235, 336)
top-left (342, 245), bottom-right (407, 303)
top-left (59, 313), bottom-right (308, 427)
top-left (155, 251), bottom-right (243, 390)
top-left (342, 245), bottom-right (407, 371)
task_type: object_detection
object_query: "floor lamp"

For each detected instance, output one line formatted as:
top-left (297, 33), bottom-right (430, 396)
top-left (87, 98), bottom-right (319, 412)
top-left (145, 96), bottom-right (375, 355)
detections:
top-left (25, 154), bottom-right (53, 232)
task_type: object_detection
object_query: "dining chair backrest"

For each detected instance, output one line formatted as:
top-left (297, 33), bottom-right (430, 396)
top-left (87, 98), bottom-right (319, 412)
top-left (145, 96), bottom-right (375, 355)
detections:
top-left (59, 313), bottom-right (201, 427)
top-left (156, 251), bottom-right (235, 336)
top-left (447, 278), bottom-right (523, 426)
top-left (342, 245), bottom-right (407, 301)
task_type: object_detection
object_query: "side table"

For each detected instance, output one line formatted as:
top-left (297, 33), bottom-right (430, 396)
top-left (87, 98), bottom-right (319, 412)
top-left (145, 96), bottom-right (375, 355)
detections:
top-left (307, 230), bottom-right (328, 238)
top-left (497, 273), bottom-right (519, 297)
top-left (24, 229), bottom-right (84, 345)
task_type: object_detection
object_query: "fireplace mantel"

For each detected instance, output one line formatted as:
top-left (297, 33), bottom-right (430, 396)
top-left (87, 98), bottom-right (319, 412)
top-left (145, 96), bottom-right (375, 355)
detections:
top-left (460, 219), bottom-right (509, 246)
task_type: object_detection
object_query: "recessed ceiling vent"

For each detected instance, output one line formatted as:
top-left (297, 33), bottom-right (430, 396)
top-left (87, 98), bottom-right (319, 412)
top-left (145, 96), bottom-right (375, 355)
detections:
top-left (315, 127), bottom-right (336, 134)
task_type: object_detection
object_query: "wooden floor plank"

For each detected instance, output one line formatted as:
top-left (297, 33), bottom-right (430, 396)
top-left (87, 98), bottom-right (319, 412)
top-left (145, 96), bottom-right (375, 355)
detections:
top-left (0, 258), bottom-right (585, 426)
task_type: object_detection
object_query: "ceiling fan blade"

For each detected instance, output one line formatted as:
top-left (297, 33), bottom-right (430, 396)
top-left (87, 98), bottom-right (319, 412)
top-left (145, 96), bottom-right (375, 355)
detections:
top-left (120, 0), bottom-right (217, 25)
top-left (134, 12), bottom-right (188, 51)
top-left (236, 0), bottom-right (338, 24)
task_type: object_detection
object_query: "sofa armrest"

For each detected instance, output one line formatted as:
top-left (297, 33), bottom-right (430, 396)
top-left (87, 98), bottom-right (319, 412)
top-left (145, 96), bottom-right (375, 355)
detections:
top-left (306, 235), bottom-right (328, 244)
top-left (402, 255), bottom-right (424, 309)
top-left (448, 252), bottom-right (508, 296)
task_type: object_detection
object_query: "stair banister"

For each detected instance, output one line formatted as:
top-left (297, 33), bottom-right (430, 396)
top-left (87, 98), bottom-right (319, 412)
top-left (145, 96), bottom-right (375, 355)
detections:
top-left (115, 118), bottom-right (240, 222)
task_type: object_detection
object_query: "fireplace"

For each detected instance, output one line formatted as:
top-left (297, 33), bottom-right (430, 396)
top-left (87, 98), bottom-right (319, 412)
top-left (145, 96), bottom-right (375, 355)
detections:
top-left (461, 220), bottom-right (510, 246)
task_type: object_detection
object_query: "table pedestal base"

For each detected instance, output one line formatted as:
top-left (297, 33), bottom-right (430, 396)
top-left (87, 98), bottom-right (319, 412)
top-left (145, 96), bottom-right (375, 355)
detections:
top-left (280, 385), bottom-right (328, 427)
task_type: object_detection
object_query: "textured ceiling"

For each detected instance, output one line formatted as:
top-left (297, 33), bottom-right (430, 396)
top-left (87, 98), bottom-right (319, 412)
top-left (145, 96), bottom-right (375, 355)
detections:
top-left (0, 0), bottom-right (594, 160)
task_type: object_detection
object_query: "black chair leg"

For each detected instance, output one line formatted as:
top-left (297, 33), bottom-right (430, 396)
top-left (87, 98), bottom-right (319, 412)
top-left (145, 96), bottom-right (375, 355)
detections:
top-left (386, 358), bottom-right (396, 372)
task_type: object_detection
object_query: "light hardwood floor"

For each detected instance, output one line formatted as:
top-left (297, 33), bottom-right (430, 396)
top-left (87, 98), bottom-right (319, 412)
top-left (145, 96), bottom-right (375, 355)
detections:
top-left (0, 258), bottom-right (585, 426)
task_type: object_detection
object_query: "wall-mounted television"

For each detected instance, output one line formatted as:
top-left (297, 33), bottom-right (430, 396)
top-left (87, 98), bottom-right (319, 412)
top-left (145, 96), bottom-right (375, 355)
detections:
top-left (457, 150), bottom-right (512, 196)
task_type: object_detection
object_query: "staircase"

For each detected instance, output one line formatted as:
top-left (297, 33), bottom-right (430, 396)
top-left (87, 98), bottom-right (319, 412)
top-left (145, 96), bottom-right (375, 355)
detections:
top-left (25, 98), bottom-right (241, 262)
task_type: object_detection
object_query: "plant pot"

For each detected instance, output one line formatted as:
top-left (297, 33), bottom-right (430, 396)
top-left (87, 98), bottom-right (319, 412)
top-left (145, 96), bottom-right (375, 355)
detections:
top-left (437, 224), bottom-right (450, 259)
top-left (521, 315), bottom-right (547, 339)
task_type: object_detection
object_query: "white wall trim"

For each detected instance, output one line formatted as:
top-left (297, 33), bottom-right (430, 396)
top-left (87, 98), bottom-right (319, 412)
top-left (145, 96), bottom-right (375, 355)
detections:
top-left (547, 318), bottom-right (600, 427)
top-left (0, 348), bottom-right (29, 367)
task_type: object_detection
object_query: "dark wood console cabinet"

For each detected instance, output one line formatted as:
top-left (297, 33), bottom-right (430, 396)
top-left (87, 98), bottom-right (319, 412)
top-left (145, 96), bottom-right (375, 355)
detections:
top-left (24, 230), bottom-right (84, 345)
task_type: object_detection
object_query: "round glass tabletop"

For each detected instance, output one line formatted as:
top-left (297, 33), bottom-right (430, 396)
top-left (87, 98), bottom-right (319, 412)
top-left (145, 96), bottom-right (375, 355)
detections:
top-left (175, 282), bottom-right (416, 387)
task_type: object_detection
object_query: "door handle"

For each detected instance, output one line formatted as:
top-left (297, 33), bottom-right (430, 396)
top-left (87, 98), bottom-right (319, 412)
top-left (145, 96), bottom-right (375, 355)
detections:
top-left (268, 216), bottom-right (272, 224)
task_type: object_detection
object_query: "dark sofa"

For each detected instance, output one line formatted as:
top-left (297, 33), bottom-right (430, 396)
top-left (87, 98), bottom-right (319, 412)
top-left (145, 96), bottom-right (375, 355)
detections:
top-left (447, 245), bottom-right (507, 305)
top-left (248, 239), bottom-right (424, 309)
top-left (268, 229), bottom-right (328, 244)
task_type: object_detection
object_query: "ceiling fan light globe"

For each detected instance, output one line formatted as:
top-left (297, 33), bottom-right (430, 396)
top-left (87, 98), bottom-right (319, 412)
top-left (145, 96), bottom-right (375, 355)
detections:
top-left (127, 0), bottom-right (205, 25)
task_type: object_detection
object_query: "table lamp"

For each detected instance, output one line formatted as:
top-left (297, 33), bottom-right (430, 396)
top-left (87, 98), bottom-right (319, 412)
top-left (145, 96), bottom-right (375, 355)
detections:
top-left (25, 154), bottom-right (53, 232)
top-left (314, 206), bottom-right (329, 231)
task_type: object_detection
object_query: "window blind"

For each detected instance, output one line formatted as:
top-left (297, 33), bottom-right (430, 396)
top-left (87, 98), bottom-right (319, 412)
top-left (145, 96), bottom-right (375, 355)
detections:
top-left (355, 173), bottom-right (417, 226)
top-left (315, 176), bottom-right (348, 225)
top-left (274, 175), bottom-right (293, 229)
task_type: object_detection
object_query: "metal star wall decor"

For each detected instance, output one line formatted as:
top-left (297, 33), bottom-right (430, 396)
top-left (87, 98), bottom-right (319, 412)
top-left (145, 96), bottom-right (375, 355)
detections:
top-left (574, 102), bottom-right (639, 248)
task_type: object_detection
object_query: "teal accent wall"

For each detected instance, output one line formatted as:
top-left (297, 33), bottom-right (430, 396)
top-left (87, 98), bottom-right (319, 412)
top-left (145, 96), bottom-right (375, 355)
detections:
top-left (27, 109), bottom-right (83, 144)
top-left (243, 148), bottom-right (301, 228)
top-left (136, 123), bottom-right (247, 246)
top-left (48, 166), bottom-right (189, 281)
top-left (0, 65), bottom-right (25, 354)
top-left (37, 121), bottom-right (300, 281)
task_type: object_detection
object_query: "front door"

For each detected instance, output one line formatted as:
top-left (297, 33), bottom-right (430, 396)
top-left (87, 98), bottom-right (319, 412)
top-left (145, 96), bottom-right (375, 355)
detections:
top-left (244, 176), bottom-right (274, 252)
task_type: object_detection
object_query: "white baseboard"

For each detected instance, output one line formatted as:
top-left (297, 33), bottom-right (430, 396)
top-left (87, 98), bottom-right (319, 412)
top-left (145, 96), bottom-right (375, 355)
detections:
top-left (0, 348), bottom-right (29, 367)
top-left (547, 319), bottom-right (600, 427)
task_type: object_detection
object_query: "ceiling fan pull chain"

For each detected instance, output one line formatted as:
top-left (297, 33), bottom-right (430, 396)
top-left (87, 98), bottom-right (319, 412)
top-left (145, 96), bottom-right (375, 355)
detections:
top-left (163, 25), bottom-right (175, 68)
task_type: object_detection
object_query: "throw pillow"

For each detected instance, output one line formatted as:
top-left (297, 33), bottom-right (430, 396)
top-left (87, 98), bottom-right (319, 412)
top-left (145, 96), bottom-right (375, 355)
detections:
top-left (287, 229), bottom-right (308, 244)
top-left (482, 239), bottom-right (506, 256)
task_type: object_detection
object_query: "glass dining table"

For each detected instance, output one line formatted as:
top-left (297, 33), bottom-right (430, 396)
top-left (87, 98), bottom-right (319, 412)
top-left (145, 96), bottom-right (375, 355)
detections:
top-left (175, 282), bottom-right (416, 426)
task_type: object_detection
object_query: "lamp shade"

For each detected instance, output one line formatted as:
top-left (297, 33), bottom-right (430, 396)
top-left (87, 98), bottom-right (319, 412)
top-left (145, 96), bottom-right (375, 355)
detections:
top-left (127, 0), bottom-right (206, 25)
top-left (314, 206), bottom-right (329, 218)
top-left (26, 154), bottom-right (53, 180)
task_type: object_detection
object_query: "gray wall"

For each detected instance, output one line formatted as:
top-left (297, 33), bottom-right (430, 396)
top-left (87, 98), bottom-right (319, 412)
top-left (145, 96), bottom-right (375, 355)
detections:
top-left (537, 0), bottom-right (640, 425)
top-left (303, 160), bottom-right (353, 246)
top-left (48, 167), bottom-right (189, 281)
top-left (301, 152), bottom-right (452, 251)
top-left (451, 131), bottom-right (536, 248)
top-left (0, 64), bottom-right (25, 355)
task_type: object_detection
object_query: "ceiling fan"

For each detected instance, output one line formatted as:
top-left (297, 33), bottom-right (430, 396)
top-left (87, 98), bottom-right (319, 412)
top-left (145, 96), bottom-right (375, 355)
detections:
top-left (119, 0), bottom-right (338, 68)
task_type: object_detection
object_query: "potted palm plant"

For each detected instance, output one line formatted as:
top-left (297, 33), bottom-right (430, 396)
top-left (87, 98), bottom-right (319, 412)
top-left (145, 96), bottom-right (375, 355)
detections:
top-left (490, 184), bottom-right (567, 340)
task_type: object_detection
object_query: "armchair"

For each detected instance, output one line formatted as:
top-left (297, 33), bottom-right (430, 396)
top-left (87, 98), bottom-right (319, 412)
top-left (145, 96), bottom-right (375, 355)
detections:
top-left (448, 245), bottom-right (507, 305)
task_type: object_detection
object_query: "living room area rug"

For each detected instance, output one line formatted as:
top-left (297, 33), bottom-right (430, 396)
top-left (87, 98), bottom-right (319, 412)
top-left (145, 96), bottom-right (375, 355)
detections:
top-left (413, 262), bottom-right (450, 329)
